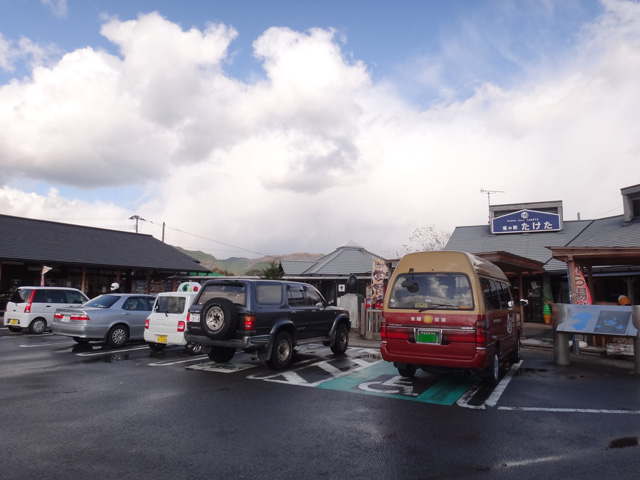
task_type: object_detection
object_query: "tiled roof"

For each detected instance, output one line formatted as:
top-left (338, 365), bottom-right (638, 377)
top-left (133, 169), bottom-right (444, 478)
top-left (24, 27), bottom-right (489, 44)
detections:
top-left (566, 215), bottom-right (640, 248)
top-left (445, 214), bottom-right (640, 272)
top-left (0, 214), bottom-right (210, 272)
top-left (445, 220), bottom-right (592, 272)
top-left (282, 244), bottom-right (385, 277)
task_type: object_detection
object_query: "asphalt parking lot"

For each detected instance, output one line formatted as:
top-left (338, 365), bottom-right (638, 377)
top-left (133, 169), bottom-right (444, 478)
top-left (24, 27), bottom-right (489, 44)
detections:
top-left (2, 321), bottom-right (640, 479)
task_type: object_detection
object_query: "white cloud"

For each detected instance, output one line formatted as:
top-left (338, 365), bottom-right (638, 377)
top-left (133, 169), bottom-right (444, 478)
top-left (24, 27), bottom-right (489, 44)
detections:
top-left (41, 0), bottom-right (68, 19)
top-left (1, 3), bottom-right (639, 258)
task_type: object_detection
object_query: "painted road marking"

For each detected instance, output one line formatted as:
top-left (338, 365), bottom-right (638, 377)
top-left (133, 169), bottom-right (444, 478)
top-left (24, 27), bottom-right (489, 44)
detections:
top-left (247, 356), bottom-right (377, 387)
top-left (318, 361), bottom-right (476, 405)
top-left (498, 407), bottom-right (640, 415)
top-left (75, 345), bottom-right (150, 356)
top-left (187, 362), bottom-right (256, 373)
top-left (20, 341), bottom-right (76, 347)
top-left (456, 361), bottom-right (522, 410)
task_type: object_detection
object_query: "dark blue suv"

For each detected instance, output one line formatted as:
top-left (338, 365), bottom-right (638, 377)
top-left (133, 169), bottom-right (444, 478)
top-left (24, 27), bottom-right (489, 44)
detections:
top-left (185, 279), bottom-right (351, 369)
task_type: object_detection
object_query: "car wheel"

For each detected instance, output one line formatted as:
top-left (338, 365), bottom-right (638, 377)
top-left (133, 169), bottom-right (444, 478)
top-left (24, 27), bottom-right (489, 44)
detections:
top-left (107, 325), bottom-right (129, 348)
top-left (483, 350), bottom-right (500, 387)
top-left (330, 323), bottom-right (349, 355)
top-left (7, 326), bottom-right (22, 332)
top-left (200, 298), bottom-right (238, 340)
top-left (148, 342), bottom-right (166, 352)
top-left (208, 346), bottom-right (236, 363)
top-left (509, 337), bottom-right (521, 364)
top-left (398, 365), bottom-right (417, 378)
top-left (185, 343), bottom-right (202, 355)
top-left (73, 337), bottom-right (90, 344)
top-left (29, 318), bottom-right (46, 335)
top-left (266, 331), bottom-right (294, 370)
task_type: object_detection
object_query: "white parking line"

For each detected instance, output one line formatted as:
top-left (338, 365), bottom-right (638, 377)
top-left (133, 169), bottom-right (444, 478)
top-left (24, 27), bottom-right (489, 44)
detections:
top-left (75, 345), bottom-right (150, 356)
top-left (498, 406), bottom-right (640, 415)
top-left (20, 341), bottom-right (76, 348)
top-left (457, 360), bottom-right (522, 410)
top-left (148, 355), bottom-right (209, 366)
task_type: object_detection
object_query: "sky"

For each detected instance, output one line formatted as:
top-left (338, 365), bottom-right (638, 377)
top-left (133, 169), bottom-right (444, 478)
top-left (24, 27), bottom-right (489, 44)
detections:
top-left (0, 0), bottom-right (639, 259)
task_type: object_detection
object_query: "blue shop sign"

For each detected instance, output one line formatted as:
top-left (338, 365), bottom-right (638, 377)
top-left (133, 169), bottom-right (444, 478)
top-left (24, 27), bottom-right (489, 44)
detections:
top-left (492, 209), bottom-right (561, 234)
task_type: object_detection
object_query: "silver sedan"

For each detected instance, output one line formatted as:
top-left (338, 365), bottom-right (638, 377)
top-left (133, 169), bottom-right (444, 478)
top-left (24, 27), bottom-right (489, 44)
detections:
top-left (51, 294), bottom-right (155, 348)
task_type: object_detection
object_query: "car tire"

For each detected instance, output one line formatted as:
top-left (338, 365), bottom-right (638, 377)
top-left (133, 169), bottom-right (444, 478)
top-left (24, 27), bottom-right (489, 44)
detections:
top-left (29, 318), bottom-right (46, 335)
top-left (266, 331), bottom-right (294, 370)
top-left (73, 337), bottom-right (90, 344)
top-left (185, 343), bottom-right (202, 355)
top-left (200, 298), bottom-right (238, 340)
top-left (208, 346), bottom-right (236, 363)
top-left (398, 365), bottom-right (417, 378)
top-left (330, 323), bottom-right (349, 355)
top-left (107, 325), bottom-right (129, 348)
top-left (7, 326), bottom-right (22, 332)
top-left (509, 337), bottom-right (521, 364)
top-left (483, 350), bottom-right (500, 387)
top-left (148, 342), bottom-right (166, 352)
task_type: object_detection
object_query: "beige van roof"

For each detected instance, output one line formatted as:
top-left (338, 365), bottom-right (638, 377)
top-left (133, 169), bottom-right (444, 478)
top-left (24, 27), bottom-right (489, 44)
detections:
top-left (396, 251), bottom-right (508, 281)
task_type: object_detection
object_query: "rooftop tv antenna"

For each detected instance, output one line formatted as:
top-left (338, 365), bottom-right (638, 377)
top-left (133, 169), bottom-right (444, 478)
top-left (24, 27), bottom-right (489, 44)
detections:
top-left (480, 189), bottom-right (505, 222)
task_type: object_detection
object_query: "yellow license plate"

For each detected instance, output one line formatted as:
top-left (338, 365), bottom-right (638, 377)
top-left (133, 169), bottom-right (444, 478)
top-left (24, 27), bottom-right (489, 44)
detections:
top-left (9, 319), bottom-right (18, 325)
top-left (157, 335), bottom-right (168, 344)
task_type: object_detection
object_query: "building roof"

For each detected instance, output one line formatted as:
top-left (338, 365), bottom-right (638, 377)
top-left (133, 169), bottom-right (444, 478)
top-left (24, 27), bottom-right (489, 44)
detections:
top-left (445, 214), bottom-right (640, 273)
top-left (281, 243), bottom-right (385, 278)
top-left (0, 214), bottom-right (210, 272)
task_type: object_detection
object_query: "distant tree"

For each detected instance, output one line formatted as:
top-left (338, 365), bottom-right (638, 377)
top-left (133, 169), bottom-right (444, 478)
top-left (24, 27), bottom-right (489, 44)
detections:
top-left (260, 260), bottom-right (283, 279)
top-left (211, 267), bottom-right (233, 276)
top-left (394, 225), bottom-right (451, 257)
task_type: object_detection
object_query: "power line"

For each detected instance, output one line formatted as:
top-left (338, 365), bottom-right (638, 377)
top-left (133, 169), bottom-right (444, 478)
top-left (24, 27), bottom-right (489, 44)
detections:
top-left (136, 217), bottom-right (265, 256)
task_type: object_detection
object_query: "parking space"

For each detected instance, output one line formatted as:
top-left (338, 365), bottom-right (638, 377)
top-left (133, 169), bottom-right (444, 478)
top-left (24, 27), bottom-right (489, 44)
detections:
top-left (3, 326), bottom-right (640, 414)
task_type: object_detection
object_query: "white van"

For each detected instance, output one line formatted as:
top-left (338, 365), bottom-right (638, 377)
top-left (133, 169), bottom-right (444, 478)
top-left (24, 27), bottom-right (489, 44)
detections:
top-left (4, 286), bottom-right (89, 334)
top-left (144, 282), bottom-right (203, 354)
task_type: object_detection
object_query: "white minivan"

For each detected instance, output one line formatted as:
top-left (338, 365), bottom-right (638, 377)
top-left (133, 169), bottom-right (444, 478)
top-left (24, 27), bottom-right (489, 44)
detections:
top-left (4, 286), bottom-right (89, 334)
top-left (144, 282), bottom-right (204, 355)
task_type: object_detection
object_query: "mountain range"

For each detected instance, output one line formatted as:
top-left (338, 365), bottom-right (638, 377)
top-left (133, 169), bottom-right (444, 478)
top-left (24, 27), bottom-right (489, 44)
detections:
top-left (174, 247), bottom-right (325, 275)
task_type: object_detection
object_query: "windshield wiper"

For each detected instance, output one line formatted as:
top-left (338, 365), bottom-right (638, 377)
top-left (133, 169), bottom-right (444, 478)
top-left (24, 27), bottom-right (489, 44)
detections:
top-left (418, 303), bottom-right (459, 312)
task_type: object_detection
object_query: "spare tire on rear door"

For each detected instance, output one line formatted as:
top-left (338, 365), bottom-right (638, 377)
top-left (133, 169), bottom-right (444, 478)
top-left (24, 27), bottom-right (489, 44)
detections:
top-left (200, 298), bottom-right (238, 340)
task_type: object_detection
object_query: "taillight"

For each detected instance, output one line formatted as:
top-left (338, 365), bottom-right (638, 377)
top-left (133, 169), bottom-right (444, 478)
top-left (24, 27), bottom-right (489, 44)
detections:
top-left (24, 290), bottom-right (35, 313)
top-left (54, 312), bottom-right (64, 320)
top-left (380, 322), bottom-right (410, 339)
top-left (145, 319), bottom-right (150, 329)
top-left (476, 319), bottom-right (488, 345)
top-left (177, 321), bottom-right (186, 332)
top-left (70, 314), bottom-right (90, 321)
top-left (244, 315), bottom-right (255, 331)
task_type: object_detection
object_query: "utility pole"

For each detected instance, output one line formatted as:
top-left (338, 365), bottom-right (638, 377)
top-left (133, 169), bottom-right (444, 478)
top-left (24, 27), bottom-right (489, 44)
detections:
top-left (129, 215), bottom-right (146, 234)
top-left (480, 189), bottom-right (505, 223)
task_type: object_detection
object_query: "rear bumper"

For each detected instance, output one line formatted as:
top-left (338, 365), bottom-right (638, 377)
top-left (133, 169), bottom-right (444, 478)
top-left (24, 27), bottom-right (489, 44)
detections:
top-left (51, 322), bottom-right (107, 340)
top-left (144, 330), bottom-right (187, 346)
top-left (380, 340), bottom-right (491, 371)
top-left (184, 331), bottom-right (270, 351)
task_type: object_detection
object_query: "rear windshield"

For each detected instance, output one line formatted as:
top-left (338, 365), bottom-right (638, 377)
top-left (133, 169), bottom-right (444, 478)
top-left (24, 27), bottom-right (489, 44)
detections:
top-left (197, 284), bottom-right (246, 306)
top-left (154, 296), bottom-right (186, 314)
top-left (10, 289), bottom-right (33, 304)
top-left (388, 273), bottom-right (474, 310)
top-left (84, 295), bottom-right (119, 309)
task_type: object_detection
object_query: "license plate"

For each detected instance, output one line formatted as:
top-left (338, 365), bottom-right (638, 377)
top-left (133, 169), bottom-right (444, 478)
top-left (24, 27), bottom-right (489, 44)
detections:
top-left (416, 330), bottom-right (440, 344)
top-left (9, 319), bottom-right (18, 325)
top-left (61, 316), bottom-right (70, 323)
top-left (157, 335), bottom-right (168, 344)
